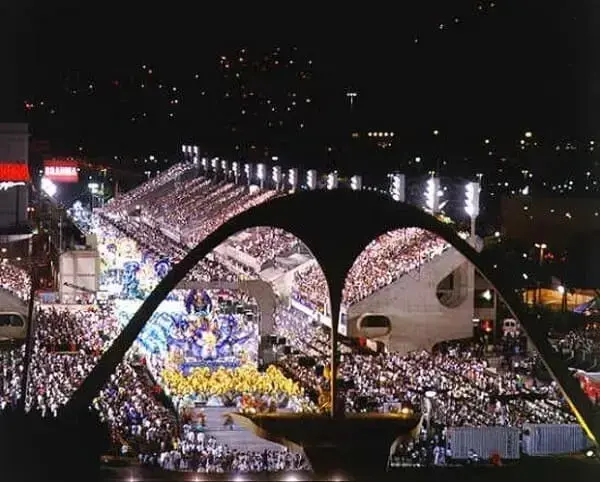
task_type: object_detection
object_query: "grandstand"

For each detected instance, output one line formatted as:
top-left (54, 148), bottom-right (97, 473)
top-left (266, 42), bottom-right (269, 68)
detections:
top-left (100, 161), bottom-right (482, 351)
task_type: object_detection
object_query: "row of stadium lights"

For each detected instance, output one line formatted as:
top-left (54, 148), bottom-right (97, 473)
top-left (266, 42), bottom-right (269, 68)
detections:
top-left (181, 145), bottom-right (480, 231)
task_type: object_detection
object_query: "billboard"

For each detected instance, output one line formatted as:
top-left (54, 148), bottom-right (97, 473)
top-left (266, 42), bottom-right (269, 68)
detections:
top-left (44, 158), bottom-right (79, 183)
top-left (0, 163), bottom-right (30, 182)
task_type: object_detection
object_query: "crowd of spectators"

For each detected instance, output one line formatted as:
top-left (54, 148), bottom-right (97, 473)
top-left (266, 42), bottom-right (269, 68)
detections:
top-left (273, 307), bottom-right (576, 428)
top-left (105, 164), bottom-right (282, 253)
top-left (343, 228), bottom-right (449, 305)
top-left (104, 163), bottom-right (196, 216)
top-left (291, 264), bottom-right (329, 312)
top-left (0, 163), bottom-right (589, 471)
top-left (0, 261), bottom-right (30, 302)
top-left (151, 425), bottom-right (307, 472)
top-left (0, 256), bottom-right (586, 471)
top-left (229, 228), bottom-right (300, 265)
top-left (0, 301), bottom-right (312, 472)
top-left (290, 229), bottom-right (450, 311)
top-left (554, 323), bottom-right (600, 370)
top-left (101, 163), bottom-right (456, 308)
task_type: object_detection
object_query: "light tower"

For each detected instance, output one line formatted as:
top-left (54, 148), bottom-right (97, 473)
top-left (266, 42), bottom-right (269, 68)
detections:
top-left (306, 170), bottom-right (317, 190)
top-left (257, 163), bottom-right (266, 189)
top-left (232, 162), bottom-right (240, 184)
top-left (220, 160), bottom-right (229, 179)
top-left (389, 173), bottom-right (405, 202)
top-left (350, 175), bottom-right (362, 191)
top-left (346, 91), bottom-right (358, 109)
top-left (211, 158), bottom-right (219, 177)
top-left (424, 174), bottom-right (444, 215)
top-left (288, 168), bottom-right (298, 191)
top-left (327, 171), bottom-right (339, 190)
top-left (244, 163), bottom-right (252, 186)
top-left (465, 181), bottom-right (481, 239)
top-left (272, 165), bottom-right (282, 191)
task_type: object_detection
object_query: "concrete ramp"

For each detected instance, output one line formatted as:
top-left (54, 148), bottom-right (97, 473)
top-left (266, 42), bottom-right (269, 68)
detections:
top-left (347, 247), bottom-right (473, 354)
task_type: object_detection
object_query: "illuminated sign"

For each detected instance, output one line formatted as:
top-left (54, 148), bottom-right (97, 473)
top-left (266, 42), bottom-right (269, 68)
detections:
top-left (0, 181), bottom-right (26, 191)
top-left (44, 159), bottom-right (79, 183)
top-left (0, 163), bottom-right (30, 182)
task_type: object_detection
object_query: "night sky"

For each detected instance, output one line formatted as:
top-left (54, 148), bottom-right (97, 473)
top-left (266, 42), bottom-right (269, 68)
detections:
top-left (0, 2), bottom-right (595, 165)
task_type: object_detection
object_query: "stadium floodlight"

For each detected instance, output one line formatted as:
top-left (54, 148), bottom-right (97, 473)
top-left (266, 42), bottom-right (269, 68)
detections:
top-left (465, 181), bottom-right (481, 237)
top-left (257, 163), bottom-right (266, 189)
top-left (272, 165), bottom-right (282, 190)
top-left (211, 157), bottom-right (219, 171)
top-left (390, 173), bottom-right (405, 202)
top-left (232, 162), bottom-right (240, 184)
top-left (201, 157), bottom-right (208, 171)
top-left (192, 145), bottom-right (199, 155)
top-left (221, 160), bottom-right (229, 173)
top-left (306, 169), bottom-right (317, 190)
top-left (181, 145), bottom-right (187, 154)
top-left (424, 175), bottom-right (442, 215)
top-left (350, 175), bottom-right (362, 191)
top-left (326, 171), bottom-right (338, 190)
top-left (244, 163), bottom-right (252, 186)
top-left (41, 176), bottom-right (57, 197)
top-left (288, 168), bottom-right (298, 190)
top-left (88, 182), bottom-right (99, 194)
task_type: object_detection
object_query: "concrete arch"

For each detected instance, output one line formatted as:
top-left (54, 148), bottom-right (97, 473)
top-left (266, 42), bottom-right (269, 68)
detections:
top-left (65, 190), bottom-right (599, 446)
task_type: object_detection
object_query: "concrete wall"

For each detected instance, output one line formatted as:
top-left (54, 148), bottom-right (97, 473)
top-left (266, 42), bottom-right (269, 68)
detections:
top-left (59, 250), bottom-right (99, 303)
top-left (347, 247), bottom-right (474, 354)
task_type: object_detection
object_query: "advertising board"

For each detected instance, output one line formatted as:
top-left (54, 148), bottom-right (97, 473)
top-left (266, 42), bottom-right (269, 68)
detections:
top-left (44, 158), bottom-right (79, 183)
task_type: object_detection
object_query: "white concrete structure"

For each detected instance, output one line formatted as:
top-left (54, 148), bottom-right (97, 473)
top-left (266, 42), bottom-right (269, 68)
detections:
top-left (347, 247), bottom-right (474, 353)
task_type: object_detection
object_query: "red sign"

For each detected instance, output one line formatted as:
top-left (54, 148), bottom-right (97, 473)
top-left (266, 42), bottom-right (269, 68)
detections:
top-left (0, 163), bottom-right (30, 182)
top-left (44, 159), bottom-right (79, 183)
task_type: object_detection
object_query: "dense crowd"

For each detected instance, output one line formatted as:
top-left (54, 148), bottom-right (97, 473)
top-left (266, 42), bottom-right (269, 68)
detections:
top-left (0, 261), bottom-right (30, 302)
top-left (0, 261), bottom-right (587, 470)
top-left (229, 227), bottom-right (300, 265)
top-left (105, 165), bottom-right (281, 250)
top-left (272, 304), bottom-right (577, 429)
top-left (343, 228), bottom-right (449, 305)
top-left (0, 165), bottom-right (590, 471)
top-left (290, 229), bottom-right (450, 310)
top-left (100, 163), bottom-right (462, 315)
top-left (104, 163), bottom-right (197, 217)
top-left (291, 264), bottom-right (329, 312)
top-left (0, 301), bottom-right (310, 472)
top-left (152, 427), bottom-right (308, 472)
top-left (554, 323), bottom-right (600, 370)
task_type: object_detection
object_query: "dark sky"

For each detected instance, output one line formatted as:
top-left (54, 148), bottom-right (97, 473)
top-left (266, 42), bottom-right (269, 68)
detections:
top-left (1, 1), bottom-right (596, 156)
